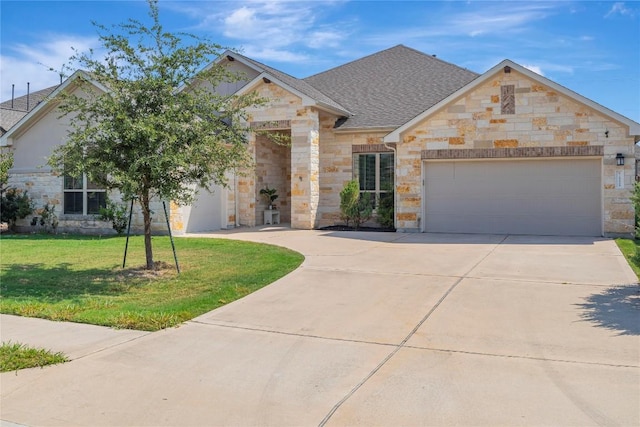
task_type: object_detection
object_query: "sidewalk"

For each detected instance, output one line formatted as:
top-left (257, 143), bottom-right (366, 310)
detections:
top-left (0, 314), bottom-right (149, 360)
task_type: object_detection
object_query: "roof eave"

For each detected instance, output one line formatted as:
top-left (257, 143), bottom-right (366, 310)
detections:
top-left (0, 70), bottom-right (107, 146)
top-left (334, 125), bottom-right (398, 134)
top-left (235, 72), bottom-right (351, 117)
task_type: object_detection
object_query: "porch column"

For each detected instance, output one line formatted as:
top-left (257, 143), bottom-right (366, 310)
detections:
top-left (290, 108), bottom-right (320, 229)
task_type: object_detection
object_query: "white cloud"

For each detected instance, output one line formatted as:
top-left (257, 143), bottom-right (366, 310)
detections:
top-left (307, 30), bottom-right (345, 49)
top-left (242, 47), bottom-right (309, 63)
top-left (450, 3), bottom-right (558, 37)
top-left (522, 64), bottom-right (544, 76)
top-left (224, 6), bottom-right (257, 30)
top-left (0, 34), bottom-right (97, 101)
top-left (165, 1), bottom-right (350, 68)
top-left (605, 2), bottom-right (636, 18)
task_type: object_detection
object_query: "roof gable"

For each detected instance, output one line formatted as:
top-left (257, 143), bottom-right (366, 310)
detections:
top-left (304, 45), bottom-right (479, 130)
top-left (0, 86), bottom-right (59, 134)
top-left (222, 51), bottom-right (350, 116)
top-left (0, 71), bottom-right (106, 146)
top-left (385, 59), bottom-right (640, 142)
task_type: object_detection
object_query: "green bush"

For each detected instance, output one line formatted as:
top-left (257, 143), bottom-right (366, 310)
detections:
top-left (31, 203), bottom-right (58, 234)
top-left (632, 182), bottom-right (640, 233)
top-left (376, 189), bottom-right (395, 229)
top-left (340, 180), bottom-right (372, 230)
top-left (1, 188), bottom-right (33, 231)
top-left (98, 200), bottom-right (129, 234)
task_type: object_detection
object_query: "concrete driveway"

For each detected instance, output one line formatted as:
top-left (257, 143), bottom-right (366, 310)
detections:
top-left (1, 229), bottom-right (638, 426)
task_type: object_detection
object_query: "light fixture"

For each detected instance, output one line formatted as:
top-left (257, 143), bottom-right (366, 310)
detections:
top-left (605, 129), bottom-right (609, 138)
top-left (616, 153), bottom-right (624, 166)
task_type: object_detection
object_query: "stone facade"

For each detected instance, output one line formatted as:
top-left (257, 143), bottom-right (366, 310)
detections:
top-left (7, 171), bottom-right (167, 234)
top-left (317, 124), bottom-right (391, 227)
top-left (4, 58), bottom-right (636, 237)
top-left (241, 81), bottom-right (324, 229)
top-left (255, 133), bottom-right (291, 225)
top-left (394, 69), bottom-right (635, 235)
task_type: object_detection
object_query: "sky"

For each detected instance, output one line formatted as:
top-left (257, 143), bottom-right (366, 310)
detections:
top-left (1, 1), bottom-right (639, 122)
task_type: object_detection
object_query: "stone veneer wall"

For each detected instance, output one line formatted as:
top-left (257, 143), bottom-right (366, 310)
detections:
top-left (395, 69), bottom-right (635, 235)
top-left (317, 117), bottom-right (391, 227)
top-left (255, 133), bottom-right (291, 224)
top-left (242, 82), bottom-right (321, 229)
top-left (8, 171), bottom-right (167, 234)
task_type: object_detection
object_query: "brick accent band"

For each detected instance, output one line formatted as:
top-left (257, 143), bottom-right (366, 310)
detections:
top-left (421, 146), bottom-right (604, 160)
top-left (249, 120), bottom-right (291, 130)
top-left (352, 143), bottom-right (396, 153)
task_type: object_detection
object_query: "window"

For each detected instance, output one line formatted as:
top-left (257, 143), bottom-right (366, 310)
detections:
top-left (353, 153), bottom-right (394, 208)
top-left (63, 175), bottom-right (106, 215)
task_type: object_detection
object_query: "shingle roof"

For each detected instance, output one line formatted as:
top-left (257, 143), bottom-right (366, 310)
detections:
top-left (228, 52), bottom-right (350, 115)
top-left (304, 45), bottom-right (479, 129)
top-left (0, 85), bottom-right (59, 134)
top-left (0, 86), bottom-right (58, 112)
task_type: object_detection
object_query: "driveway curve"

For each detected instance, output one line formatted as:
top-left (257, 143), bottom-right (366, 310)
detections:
top-left (1, 229), bottom-right (638, 426)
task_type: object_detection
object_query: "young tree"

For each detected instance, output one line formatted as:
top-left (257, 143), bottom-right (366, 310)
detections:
top-left (49, 1), bottom-right (266, 269)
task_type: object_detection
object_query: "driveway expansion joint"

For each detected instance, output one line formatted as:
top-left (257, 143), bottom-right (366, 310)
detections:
top-left (188, 320), bottom-right (399, 348)
top-left (402, 345), bottom-right (640, 369)
top-left (318, 235), bottom-right (510, 426)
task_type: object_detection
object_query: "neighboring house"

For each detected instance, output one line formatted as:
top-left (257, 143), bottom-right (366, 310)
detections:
top-left (0, 86), bottom-right (58, 135)
top-left (2, 45), bottom-right (639, 236)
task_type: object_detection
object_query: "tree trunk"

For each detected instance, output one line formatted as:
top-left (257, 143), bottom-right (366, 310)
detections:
top-left (140, 191), bottom-right (154, 270)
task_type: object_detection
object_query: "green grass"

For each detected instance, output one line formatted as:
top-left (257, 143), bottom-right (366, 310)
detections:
top-left (615, 238), bottom-right (640, 279)
top-left (0, 234), bottom-right (304, 330)
top-left (0, 342), bottom-right (68, 372)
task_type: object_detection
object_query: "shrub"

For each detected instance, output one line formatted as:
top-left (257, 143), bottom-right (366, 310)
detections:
top-left (31, 203), bottom-right (58, 233)
top-left (98, 200), bottom-right (129, 235)
top-left (340, 180), bottom-right (372, 230)
top-left (376, 189), bottom-right (395, 229)
top-left (632, 182), bottom-right (640, 233)
top-left (1, 188), bottom-right (33, 231)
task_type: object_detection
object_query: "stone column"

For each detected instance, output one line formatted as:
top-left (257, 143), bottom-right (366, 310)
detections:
top-left (290, 108), bottom-right (320, 229)
top-left (237, 133), bottom-right (257, 226)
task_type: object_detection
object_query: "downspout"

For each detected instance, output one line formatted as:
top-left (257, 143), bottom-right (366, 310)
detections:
top-left (383, 142), bottom-right (398, 231)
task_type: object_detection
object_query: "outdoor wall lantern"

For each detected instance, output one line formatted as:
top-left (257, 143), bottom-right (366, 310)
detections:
top-left (616, 153), bottom-right (625, 166)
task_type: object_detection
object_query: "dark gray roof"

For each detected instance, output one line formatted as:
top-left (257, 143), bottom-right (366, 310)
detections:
top-left (304, 45), bottom-right (479, 129)
top-left (0, 85), bottom-right (58, 112)
top-left (0, 109), bottom-right (28, 135)
top-left (229, 52), bottom-right (350, 115)
top-left (0, 85), bottom-right (59, 134)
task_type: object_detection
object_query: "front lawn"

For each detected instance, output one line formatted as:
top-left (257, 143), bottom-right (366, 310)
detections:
top-left (0, 235), bottom-right (303, 330)
top-left (615, 238), bottom-right (640, 279)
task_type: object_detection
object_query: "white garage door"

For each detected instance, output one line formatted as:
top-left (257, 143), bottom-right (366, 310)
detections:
top-left (423, 159), bottom-right (602, 236)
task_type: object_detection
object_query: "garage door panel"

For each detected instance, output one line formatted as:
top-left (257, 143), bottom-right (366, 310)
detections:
top-left (424, 160), bottom-right (601, 236)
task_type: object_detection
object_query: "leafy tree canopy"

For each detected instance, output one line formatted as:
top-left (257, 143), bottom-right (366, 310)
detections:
top-left (49, 0), bottom-right (270, 268)
top-left (0, 150), bottom-right (13, 193)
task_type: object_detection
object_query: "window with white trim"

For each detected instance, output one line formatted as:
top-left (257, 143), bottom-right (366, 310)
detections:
top-left (353, 152), bottom-right (394, 208)
top-left (63, 175), bottom-right (106, 215)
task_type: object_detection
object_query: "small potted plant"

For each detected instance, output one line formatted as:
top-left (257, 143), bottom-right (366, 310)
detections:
top-left (260, 186), bottom-right (278, 210)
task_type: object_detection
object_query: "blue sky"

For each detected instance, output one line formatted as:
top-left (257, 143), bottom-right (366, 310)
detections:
top-left (1, 1), bottom-right (639, 121)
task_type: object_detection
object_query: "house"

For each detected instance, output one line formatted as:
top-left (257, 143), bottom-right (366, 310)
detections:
top-left (1, 86), bottom-right (59, 135)
top-left (2, 45), bottom-right (639, 236)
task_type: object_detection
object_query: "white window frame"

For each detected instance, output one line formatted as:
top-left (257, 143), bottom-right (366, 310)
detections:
top-left (353, 152), bottom-right (394, 209)
top-left (63, 174), bottom-right (107, 216)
